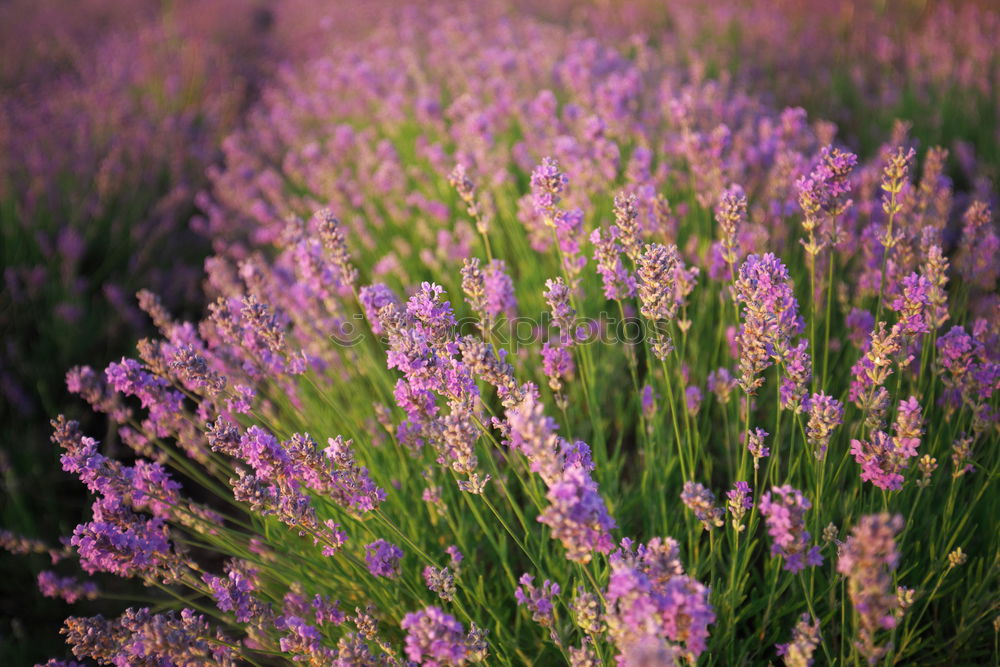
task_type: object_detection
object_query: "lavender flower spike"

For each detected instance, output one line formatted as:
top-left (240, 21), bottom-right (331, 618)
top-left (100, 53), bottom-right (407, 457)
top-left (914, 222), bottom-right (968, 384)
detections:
top-left (759, 485), bottom-right (823, 573)
top-left (805, 392), bottom-right (844, 460)
top-left (776, 614), bottom-right (822, 667)
top-left (364, 539), bottom-right (403, 579)
top-left (681, 481), bottom-right (724, 530)
top-left (636, 242), bottom-right (680, 360)
top-left (401, 606), bottom-right (471, 666)
top-left (837, 514), bottom-right (905, 664)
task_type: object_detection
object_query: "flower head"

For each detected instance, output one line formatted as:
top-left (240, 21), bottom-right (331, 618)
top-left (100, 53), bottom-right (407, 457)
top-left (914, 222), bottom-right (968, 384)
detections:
top-left (759, 485), bottom-right (822, 572)
top-left (726, 482), bottom-right (753, 532)
top-left (715, 184), bottom-right (747, 269)
top-left (805, 393), bottom-right (844, 460)
top-left (747, 427), bottom-right (770, 471)
top-left (734, 254), bottom-right (803, 394)
top-left (776, 614), bottom-right (822, 667)
top-left (401, 606), bottom-right (470, 666)
top-left (681, 481), bottom-right (724, 530)
top-left (515, 573), bottom-right (560, 627)
top-left (530, 157), bottom-right (568, 217)
top-left (364, 539), bottom-right (403, 579)
top-left (837, 513), bottom-right (904, 664)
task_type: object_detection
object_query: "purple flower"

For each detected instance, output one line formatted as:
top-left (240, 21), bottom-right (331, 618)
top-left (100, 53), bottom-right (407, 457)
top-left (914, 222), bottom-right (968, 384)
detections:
top-left (381, 283), bottom-right (483, 463)
top-left (797, 146), bottom-right (857, 253)
top-left (405, 283), bottom-right (459, 343)
top-left (457, 336), bottom-right (521, 409)
top-left (208, 295), bottom-right (299, 378)
top-left (539, 464), bottom-right (616, 563)
top-left (167, 344), bottom-right (226, 394)
top-left (316, 209), bottom-right (358, 290)
top-left (848, 323), bottom-right (901, 422)
top-left (936, 325), bottom-right (998, 420)
top-left (541, 341), bottom-right (575, 406)
top-left (203, 560), bottom-right (260, 623)
top-left (747, 427), bottom-right (770, 471)
top-left (613, 192), bottom-right (643, 262)
top-left (591, 225), bottom-right (635, 300)
top-left (715, 184), bottom-right (747, 270)
top-left (544, 277), bottom-right (577, 341)
top-left (636, 243), bottom-right (680, 320)
top-left (618, 636), bottom-right (680, 665)
top-left (230, 469), bottom-right (315, 530)
top-left (636, 243), bottom-right (682, 359)
top-left (506, 392), bottom-right (563, 486)
top-left (364, 539), bottom-right (403, 579)
top-left (226, 384), bottom-right (254, 414)
top-left (604, 538), bottom-right (714, 662)
top-left (552, 208), bottom-right (588, 282)
top-left (450, 163), bottom-right (482, 224)
top-left (37, 571), bottom-right (98, 604)
top-left (530, 157), bottom-right (568, 217)
top-left (936, 326), bottom-right (979, 380)
top-left (66, 365), bottom-right (127, 420)
top-left (726, 482), bottom-right (753, 531)
top-left (62, 608), bottom-right (235, 666)
top-left (401, 606), bottom-right (470, 666)
top-left (277, 615), bottom-right (333, 663)
top-left (956, 201), bottom-right (999, 291)
top-left (685, 385), bottom-right (703, 416)
top-left (779, 340), bottom-right (811, 412)
top-left (849, 397), bottom-right (922, 490)
top-left (424, 565), bottom-right (457, 602)
top-left (312, 594), bottom-right (345, 627)
top-left (515, 573), bottom-right (560, 627)
top-left (846, 308), bottom-right (875, 349)
top-left (239, 425), bottom-right (292, 484)
top-left (528, 158), bottom-right (586, 280)
top-left (105, 358), bottom-right (184, 437)
top-left (439, 407), bottom-right (480, 475)
top-left (734, 254), bottom-right (804, 394)
top-left (54, 416), bottom-right (179, 519)
top-left (571, 587), bottom-right (602, 635)
top-left (922, 244), bottom-right (950, 329)
top-left (776, 614), bottom-right (822, 666)
top-left (290, 434), bottom-right (385, 513)
top-left (804, 392), bottom-right (844, 460)
top-left (952, 434), bottom-right (976, 478)
top-left (707, 367), bottom-right (738, 404)
top-left (71, 496), bottom-right (174, 577)
top-left (359, 283), bottom-right (400, 335)
top-left (461, 258), bottom-right (488, 322)
top-left (206, 417), bottom-right (240, 456)
top-left (837, 514), bottom-right (904, 664)
top-left (893, 397), bottom-right (923, 458)
top-left (759, 485), bottom-right (822, 573)
top-left (446, 545), bottom-right (463, 569)
top-left (681, 481), bottom-right (723, 530)
top-left (561, 439), bottom-right (596, 472)
top-left (881, 147), bottom-right (916, 213)
top-left (641, 384), bottom-right (657, 420)
top-left (889, 273), bottom-right (931, 338)
top-left (482, 259), bottom-right (517, 322)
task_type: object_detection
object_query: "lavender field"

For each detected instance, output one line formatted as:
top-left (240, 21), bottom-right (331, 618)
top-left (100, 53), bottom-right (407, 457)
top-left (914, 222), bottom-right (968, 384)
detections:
top-left (1, 1), bottom-right (997, 665)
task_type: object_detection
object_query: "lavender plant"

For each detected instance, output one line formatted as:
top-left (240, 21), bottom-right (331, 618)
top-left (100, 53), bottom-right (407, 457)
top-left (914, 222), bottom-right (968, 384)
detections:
top-left (4, 3), bottom-right (999, 666)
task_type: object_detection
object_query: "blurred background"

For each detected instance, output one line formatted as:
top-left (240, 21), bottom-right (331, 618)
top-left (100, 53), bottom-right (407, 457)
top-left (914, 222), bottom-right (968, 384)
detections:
top-left (1, 0), bottom-right (996, 663)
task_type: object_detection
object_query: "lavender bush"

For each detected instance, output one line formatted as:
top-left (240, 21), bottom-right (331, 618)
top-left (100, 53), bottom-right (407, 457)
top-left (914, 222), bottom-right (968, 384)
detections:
top-left (532, 0), bottom-right (1000, 175)
top-left (0, 1), bottom-right (393, 657)
top-left (3, 2), bottom-right (998, 665)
